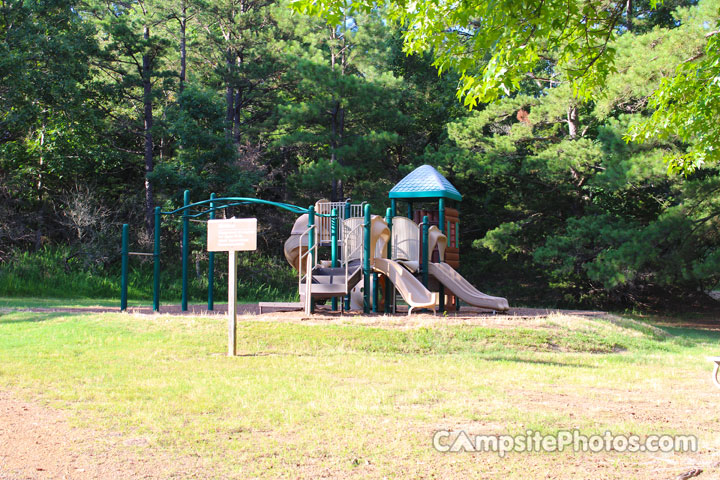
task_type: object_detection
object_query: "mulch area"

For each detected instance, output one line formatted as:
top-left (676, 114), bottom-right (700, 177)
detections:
top-left (6, 303), bottom-right (607, 319)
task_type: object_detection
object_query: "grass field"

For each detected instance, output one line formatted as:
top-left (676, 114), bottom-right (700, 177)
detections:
top-left (0, 306), bottom-right (719, 478)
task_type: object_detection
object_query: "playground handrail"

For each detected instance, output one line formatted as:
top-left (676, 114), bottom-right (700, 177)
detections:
top-left (297, 224), bottom-right (318, 314)
top-left (343, 222), bottom-right (364, 294)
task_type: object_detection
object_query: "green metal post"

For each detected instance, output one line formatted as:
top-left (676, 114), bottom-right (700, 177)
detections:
top-left (385, 207), bottom-right (392, 314)
top-left (121, 224), bottom-right (128, 311)
top-left (344, 200), bottom-right (351, 311)
top-left (422, 215), bottom-right (429, 287)
top-left (407, 202), bottom-right (413, 219)
top-left (208, 193), bottom-right (216, 311)
top-left (182, 189), bottom-right (189, 312)
top-left (439, 198), bottom-right (446, 234)
top-left (438, 198), bottom-right (445, 312)
top-left (455, 220), bottom-right (460, 312)
top-left (363, 204), bottom-right (371, 314)
top-left (372, 272), bottom-right (379, 313)
top-left (307, 205), bottom-right (315, 264)
top-left (390, 199), bottom-right (396, 218)
top-left (331, 208), bottom-right (338, 311)
top-left (153, 208), bottom-right (161, 312)
top-left (308, 205), bottom-right (315, 314)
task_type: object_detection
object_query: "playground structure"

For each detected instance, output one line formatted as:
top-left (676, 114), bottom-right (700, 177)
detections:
top-left (120, 165), bottom-right (508, 315)
top-left (283, 165), bottom-right (509, 314)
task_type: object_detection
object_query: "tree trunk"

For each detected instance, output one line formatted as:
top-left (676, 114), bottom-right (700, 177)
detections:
top-left (225, 49), bottom-right (234, 139)
top-left (143, 25), bottom-right (155, 238)
top-left (179, 4), bottom-right (187, 93)
top-left (567, 105), bottom-right (578, 139)
top-left (330, 100), bottom-right (345, 202)
top-left (328, 21), bottom-right (347, 202)
top-left (626, 0), bottom-right (633, 32)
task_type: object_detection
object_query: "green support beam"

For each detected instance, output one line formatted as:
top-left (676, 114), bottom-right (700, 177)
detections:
top-left (331, 207), bottom-right (338, 311)
top-left (208, 193), bottom-right (216, 311)
top-left (363, 204), bottom-right (371, 314)
top-left (438, 198), bottom-right (445, 312)
top-left (181, 190), bottom-right (190, 312)
top-left (121, 224), bottom-right (128, 311)
top-left (422, 215), bottom-right (429, 287)
top-left (307, 205), bottom-right (315, 314)
top-left (344, 200), bottom-right (351, 311)
top-left (153, 207), bottom-right (161, 312)
top-left (385, 207), bottom-right (393, 314)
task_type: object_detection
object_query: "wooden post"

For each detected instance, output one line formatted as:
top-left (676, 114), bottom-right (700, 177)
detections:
top-left (228, 250), bottom-right (237, 357)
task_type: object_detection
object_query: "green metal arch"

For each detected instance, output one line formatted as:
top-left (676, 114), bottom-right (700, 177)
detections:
top-left (160, 197), bottom-right (334, 218)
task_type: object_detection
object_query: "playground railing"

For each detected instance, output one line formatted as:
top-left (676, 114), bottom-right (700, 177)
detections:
top-left (298, 224), bottom-right (318, 314)
top-left (315, 201), bottom-right (366, 245)
top-left (343, 222), bottom-right (364, 276)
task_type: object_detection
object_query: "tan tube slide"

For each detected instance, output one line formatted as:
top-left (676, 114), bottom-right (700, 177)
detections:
top-left (428, 261), bottom-right (509, 311)
top-left (373, 258), bottom-right (437, 313)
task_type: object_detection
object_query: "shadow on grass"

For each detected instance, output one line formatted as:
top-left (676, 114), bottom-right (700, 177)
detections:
top-left (0, 311), bottom-right (84, 324)
top-left (659, 326), bottom-right (720, 344)
top-left (480, 353), bottom-right (598, 369)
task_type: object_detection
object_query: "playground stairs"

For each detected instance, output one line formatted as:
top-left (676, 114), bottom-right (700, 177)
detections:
top-left (300, 265), bottom-right (362, 301)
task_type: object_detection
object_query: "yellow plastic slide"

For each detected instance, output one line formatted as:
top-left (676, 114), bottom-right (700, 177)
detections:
top-left (428, 261), bottom-right (509, 311)
top-left (373, 257), bottom-right (437, 314)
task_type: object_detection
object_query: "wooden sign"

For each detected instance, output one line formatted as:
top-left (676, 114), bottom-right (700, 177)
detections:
top-left (206, 218), bottom-right (257, 357)
top-left (207, 218), bottom-right (257, 252)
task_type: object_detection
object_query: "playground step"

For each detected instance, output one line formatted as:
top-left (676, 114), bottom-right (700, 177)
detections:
top-left (258, 302), bottom-right (302, 313)
top-left (300, 266), bottom-right (362, 300)
top-left (306, 284), bottom-right (350, 298)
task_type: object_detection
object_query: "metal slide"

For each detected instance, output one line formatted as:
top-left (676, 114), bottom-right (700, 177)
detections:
top-left (373, 257), bottom-right (437, 314)
top-left (428, 262), bottom-right (509, 311)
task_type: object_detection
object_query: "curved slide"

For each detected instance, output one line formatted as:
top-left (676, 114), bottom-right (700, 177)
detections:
top-left (428, 262), bottom-right (509, 311)
top-left (284, 214), bottom-right (309, 272)
top-left (373, 258), bottom-right (437, 313)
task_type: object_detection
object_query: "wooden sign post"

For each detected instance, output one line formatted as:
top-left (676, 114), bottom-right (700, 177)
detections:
top-left (207, 218), bottom-right (257, 356)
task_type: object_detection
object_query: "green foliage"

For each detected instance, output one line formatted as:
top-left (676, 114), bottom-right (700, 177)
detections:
top-left (2, 0), bottom-right (719, 311)
top-left (154, 84), bottom-right (256, 198)
top-left (291, 0), bottom-right (633, 104)
top-left (426, 1), bottom-right (720, 305)
top-left (0, 246), bottom-right (296, 303)
top-left (293, 0), bottom-right (719, 175)
top-left (628, 21), bottom-right (720, 172)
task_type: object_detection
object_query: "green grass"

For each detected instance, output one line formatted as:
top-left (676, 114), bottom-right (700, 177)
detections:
top-left (0, 246), bottom-right (297, 303)
top-left (0, 297), bottom-right (141, 308)
top-left (0, 310), bottom-right (718, 478)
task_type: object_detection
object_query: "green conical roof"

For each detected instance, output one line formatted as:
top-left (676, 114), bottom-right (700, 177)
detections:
top-left (389, 165), bottom-right (462, 202)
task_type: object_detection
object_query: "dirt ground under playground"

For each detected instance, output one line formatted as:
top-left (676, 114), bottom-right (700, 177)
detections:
top-left (2, 307), bottom-right (720, 479)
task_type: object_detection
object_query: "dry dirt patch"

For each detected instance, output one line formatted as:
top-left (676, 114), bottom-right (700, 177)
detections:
top-left (0, 391), bottom-right (206, 479)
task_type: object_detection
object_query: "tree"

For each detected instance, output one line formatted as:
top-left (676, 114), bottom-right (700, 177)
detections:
top-left (86, 0), bottom-right (172, 237)
top-left (422, 2), bottom-right (720, 305)
top-left (627, 20), bottom-right (720, 172)
top-left (0, 0), bottom-right (112, 249)
top-left (273, 10), bottom-right (412, 204)
top-left (292, 0), bottom-right (720, 173)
